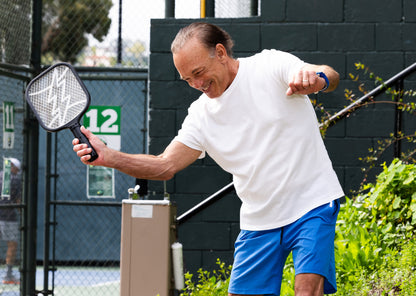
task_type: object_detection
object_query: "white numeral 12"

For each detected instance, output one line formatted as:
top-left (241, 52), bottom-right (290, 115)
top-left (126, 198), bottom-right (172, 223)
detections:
top-left (85, 108), bottom-right (119, 134)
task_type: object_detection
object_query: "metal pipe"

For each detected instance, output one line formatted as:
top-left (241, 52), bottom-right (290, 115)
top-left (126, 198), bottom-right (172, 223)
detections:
top-left (394, 79), bottom-right (404, 157)
top-left (42, 133), bottom-right (52, 295)
top-left (200, 0), bottom-right (206, 18)
top-left (165, 0), bottom-right (175, 18)
top-left (177, 182), bottom-right (234, 224)
top-left (117, 0), bottom-right (123, 64)
top-left (250, 0), bottom-right (258, 16)
top-left (320, 62), bottom-right (416, 128)
top-left (206, 0), bottom-right (215, 17)
top-left (23, 1), bottom-right (42, 294)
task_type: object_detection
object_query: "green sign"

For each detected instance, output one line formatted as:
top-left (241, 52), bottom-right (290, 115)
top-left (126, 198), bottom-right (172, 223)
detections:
top-left (1, 158), bottom-right (12, 198)
top-left (87, 165), bottom-right (115, 199)
top-left (84, 106), bottom-right (121, 151)
top-left (84, 106), bottom-right (121, 135)
top-left (3, 102), bottom-right (15, 149)
top-left (84, 106), bottom-right (120, 199)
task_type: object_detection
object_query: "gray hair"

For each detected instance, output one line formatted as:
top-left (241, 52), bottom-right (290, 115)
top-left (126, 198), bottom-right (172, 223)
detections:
top-left (171, 22), bottom-right (234, 57)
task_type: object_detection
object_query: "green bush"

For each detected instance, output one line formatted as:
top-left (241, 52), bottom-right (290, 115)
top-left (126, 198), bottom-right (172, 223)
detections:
top-left (335, 158), bottom-right (416, 295)
top-left (181, 159), bottom-right (416, 295)
top-left (180, 258), bottom-right (231, 296)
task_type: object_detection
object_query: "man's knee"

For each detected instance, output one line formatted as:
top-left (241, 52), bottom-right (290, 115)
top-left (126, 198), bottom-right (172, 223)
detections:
top-left (294, 273), bottom-right (324, 296)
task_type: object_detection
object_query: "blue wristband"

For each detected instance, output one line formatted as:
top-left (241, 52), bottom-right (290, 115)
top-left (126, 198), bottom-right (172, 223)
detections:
top-left (316, 72), bottom-right (329, 92)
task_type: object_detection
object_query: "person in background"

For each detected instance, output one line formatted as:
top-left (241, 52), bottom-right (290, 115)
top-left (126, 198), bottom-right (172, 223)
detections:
top-left (73, 22), bottom-right (344, 295)
top-left (0, 158), bottom-right (21, 285)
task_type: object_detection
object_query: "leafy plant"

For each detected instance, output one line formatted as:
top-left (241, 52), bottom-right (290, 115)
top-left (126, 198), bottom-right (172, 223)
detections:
top-left (360, 159), bottom-right (416, 247)
top-left (317, 62), bottom-right (416, 186)
top-left (180, 258), bottom-right (231, 296)
top-left (335, 159), bottom-right (416, 295)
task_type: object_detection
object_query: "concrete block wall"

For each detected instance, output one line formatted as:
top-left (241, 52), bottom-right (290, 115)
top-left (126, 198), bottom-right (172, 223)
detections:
top-left (148, 0), bottom-right (416, 274)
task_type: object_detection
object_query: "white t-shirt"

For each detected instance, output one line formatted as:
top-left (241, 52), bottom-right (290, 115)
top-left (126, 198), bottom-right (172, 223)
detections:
top-left (173, 49), bottom-right (344, 230)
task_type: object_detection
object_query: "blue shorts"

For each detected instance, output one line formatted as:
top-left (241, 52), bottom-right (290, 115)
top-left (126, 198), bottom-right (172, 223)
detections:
top-left (228, 199), bottom-right (340, 296)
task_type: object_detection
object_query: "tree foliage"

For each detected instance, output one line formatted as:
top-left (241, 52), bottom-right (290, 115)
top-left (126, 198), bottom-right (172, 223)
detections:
top-left (42, 0), bottom-right (112, 63)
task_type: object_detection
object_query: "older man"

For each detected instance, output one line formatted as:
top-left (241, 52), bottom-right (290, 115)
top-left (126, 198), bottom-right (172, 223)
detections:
top-left (73, 22), bottom-right (344, 295)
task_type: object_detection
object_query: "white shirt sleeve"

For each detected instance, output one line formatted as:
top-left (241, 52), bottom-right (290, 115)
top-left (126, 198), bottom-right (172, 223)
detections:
top-left (172, 100), bottom-right (206, 159)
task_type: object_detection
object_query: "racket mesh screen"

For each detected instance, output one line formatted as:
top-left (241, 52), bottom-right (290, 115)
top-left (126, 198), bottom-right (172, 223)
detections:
top-left (27, 65), bottom-right (88, 130)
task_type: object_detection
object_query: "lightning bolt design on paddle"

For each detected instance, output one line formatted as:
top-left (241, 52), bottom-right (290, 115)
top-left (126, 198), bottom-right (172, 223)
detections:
top-left (28, 65), bottom-right (87, 130)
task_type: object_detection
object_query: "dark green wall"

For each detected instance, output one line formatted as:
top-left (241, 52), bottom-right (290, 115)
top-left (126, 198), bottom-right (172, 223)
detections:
top-left (148, 0), bottom-right (416, 273)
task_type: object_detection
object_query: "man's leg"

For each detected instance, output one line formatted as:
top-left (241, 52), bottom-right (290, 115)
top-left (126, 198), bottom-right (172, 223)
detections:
top-left (294, 273), bottom-right (324, 296)
top-left (6, 240), bottom-right (17, 266)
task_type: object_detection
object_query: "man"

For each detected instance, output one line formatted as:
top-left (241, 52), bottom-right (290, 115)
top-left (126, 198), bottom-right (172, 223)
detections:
top-left (0, 158), bottom-right (21, 285)
top-left (73, 22), bottom-right (344, 295)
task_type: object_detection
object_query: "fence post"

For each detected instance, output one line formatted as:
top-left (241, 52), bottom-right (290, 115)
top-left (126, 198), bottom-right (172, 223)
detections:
top-left (23, 0), bottom-right (42, 295)
top-left (165, 0), bottom-right (175, 18)
top-left (394, 79), bottom-right (404, 158)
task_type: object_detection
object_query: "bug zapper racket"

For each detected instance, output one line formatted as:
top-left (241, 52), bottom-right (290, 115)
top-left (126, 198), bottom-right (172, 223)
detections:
top-left (25, 62), bottom-right (98, 161)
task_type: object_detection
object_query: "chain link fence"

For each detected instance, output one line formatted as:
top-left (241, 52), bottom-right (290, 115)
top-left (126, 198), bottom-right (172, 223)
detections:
top-left (0, 0), bottom-right (31, 65)
top-left (0, 0), bottom-right (256, 294)
top-left (41, 0), bottom-right (258, 68)
top-left (36, 72), bottom-right (148, 295)
top-left (0, 71), bottom-right (28, 294)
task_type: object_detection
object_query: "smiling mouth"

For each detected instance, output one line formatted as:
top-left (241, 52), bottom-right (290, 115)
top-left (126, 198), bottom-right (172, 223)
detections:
top-left (201, 81), bottom-right (212, 92)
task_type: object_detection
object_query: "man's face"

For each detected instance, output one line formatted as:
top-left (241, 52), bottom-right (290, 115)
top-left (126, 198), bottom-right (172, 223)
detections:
top-left (11, 165), bottom-right (19, 174)
top-left (173, 37), bottom-right (229, 99)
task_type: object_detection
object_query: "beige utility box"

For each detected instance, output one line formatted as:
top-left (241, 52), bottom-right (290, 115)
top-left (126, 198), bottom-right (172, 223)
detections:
top-left (120, 200), bottom-right (177, 296)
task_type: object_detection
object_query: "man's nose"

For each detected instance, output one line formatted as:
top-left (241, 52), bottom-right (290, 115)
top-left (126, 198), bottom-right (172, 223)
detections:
top-left (188, 78), bottom-right (203, 90)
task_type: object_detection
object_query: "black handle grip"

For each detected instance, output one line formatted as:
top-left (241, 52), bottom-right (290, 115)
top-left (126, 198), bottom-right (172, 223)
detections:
top-left (70, 125), bottom-right (98, 162)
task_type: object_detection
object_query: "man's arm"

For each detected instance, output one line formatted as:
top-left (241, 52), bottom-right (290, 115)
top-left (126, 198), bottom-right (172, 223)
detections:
top-left (73, 126), bottom-right (201, 180)
top-left (286, 64), bottom-right (339, 96)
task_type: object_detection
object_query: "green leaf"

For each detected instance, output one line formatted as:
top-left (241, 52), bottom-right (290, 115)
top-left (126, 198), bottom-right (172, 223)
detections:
top-left (392, 196), bottom-right (401, 209)
top-left (382, 222), bottom-right (393, 234)
top-left (403, 174), bottom-right (414, 185)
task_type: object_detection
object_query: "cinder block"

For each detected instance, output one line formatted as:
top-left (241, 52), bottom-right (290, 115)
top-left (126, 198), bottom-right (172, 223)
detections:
top-left (260, 0), bottom-right (285, 22)
top-left (316, 85), bottom-right (349, 110)
top-left (202, 250), bottom-right (234, 271)
top-left (175, 166), bottom-right (231, 194)
top-left (318, 24), bottom-right (374, 51)
top-left (174, 193), bottom-right (206, 223)
top-left (202, 193), bottom-right (240, 222)
top-left (294, 52), bottom-right (346, 79)
top-left (404, 0), bottom-right (416, 21)
top-left (324, 137), bottom-right (373, 166)
top-left (403, 24), bottom-right (416, 50)
top-left (148, 137), bottom-right (173, 155)
top-left (346, 52), bottom-right (404, 79)
top-left (345, 0), bottom-right (402, 22)
top-left (287, 0), bottom-right (343, 22)
top-left (149, 53), bottom-right (175, 81)
top-left (346, 108), bottom-right (395, 137)
top-left (149, 109), bottom-right (176, 137)
top-left (178, 222), bottom-right (231, 250)
top-left (230, 223), bottom-right (240, 244)
top-left (261, 24), bottom-right (317, 51)
top-left (332, 166), bottom-right (345, 190)
top-left (149, 81), bottom-right (199, 109)
top-left (182, 250), bottom-right (202, 274)
top-left (376, 24), bottom-right (403, 51)
top-left (222, 24), bottom-right (261, 53)
top-left (402, 112), bottom-right (416, 136)
top-left (323, 118), bottom-right (346, 138)
top-left (344, 166), bottom-right (366, 193)
top-left (150, 21), bottom-right (182, 52)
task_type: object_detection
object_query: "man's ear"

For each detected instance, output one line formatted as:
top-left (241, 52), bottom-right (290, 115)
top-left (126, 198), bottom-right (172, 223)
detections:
top-left (215, 43), bottom-right (227, 61)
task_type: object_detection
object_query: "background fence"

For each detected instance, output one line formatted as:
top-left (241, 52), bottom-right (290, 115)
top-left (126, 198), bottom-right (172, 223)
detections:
top-left (0, 70), bottom-right (28, 295)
